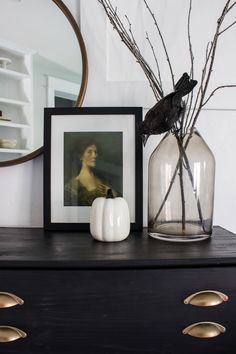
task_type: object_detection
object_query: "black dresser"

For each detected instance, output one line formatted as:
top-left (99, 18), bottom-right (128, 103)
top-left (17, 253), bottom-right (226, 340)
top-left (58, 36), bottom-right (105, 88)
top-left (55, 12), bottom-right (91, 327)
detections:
top-left (0, 226), bottom-right (236, 354)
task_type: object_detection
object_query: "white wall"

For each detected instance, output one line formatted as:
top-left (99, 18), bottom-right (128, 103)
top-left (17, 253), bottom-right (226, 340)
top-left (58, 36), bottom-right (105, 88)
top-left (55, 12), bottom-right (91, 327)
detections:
top-left (0, 0), bottom-right (81, 72)
top-left (33, 54), bottom-right (81, 148)
top-left (0, 0), bottom-right (236, 233)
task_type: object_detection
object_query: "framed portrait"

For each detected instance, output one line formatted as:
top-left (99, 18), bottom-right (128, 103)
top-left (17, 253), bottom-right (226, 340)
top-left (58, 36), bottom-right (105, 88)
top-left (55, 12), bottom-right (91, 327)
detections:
top-left (44, 107), bottom-right (143, 231)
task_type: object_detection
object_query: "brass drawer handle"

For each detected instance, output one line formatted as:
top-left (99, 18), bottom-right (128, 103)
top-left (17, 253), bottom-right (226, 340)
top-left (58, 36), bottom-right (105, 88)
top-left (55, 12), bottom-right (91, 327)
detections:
top-left (0, 292), bottom-right (24, 308)
top-left (0, 326), bottom-right (27, 342)
top-left (184, 290), bottom-right (228, 307)
top-left (183, 322), bottom-right (226, 338)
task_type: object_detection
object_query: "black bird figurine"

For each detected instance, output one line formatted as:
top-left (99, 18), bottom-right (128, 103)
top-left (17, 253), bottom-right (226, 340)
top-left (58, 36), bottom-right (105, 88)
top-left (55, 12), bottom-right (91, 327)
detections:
top-left (139, 73), bottom-right (197, 145)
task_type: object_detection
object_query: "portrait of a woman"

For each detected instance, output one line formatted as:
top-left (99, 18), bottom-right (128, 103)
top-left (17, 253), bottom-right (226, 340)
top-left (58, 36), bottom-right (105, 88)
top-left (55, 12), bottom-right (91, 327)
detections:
top-left (64, 133), bottom-right (122, 206)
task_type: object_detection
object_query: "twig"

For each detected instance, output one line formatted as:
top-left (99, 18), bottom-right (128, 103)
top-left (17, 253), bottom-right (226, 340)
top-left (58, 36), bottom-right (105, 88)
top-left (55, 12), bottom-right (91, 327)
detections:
top-left (186, 41), bottom-right (213, 131)
top-left (206, 41), bottom-right (213, 62)
top-left (180, 101), bottom-right (186, 137)
top-left (153, 133), bottom-right (205, 231)
top-left (185, 0), bottom-right (195, 132)
top-left (226, 1), bottom-right (236, 13)
top-left (143, 0), bottom-right (175, 89)
top-left (176, 135), bottom-right (205, 232)
top-left (98, 0), bottom-right (163, 100)
top-left (105, 0), bottom-right (163, 99)
top-left (188, 0), bottom-right (232, 133)
top-left (219, 20), bottom-right (236, 35)
top-left (177, 138), bottom-right (186, 231)
top-left (125, 15), bottom-right (163, 97)
top-left (146, 32), bottom-right (163, 94)
top-left (202, 85), bottom-right (236, 107)
top-left (153, 154), bottom-right (179, 223)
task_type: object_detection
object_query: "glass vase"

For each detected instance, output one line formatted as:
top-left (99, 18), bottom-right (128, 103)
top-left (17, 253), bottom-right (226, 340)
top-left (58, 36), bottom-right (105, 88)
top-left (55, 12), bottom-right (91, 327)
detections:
top-left (148, 129), bottom-right (215, 242)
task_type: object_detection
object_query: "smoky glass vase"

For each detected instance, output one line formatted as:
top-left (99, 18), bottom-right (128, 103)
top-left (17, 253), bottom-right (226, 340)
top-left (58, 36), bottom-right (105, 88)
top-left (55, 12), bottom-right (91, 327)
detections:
top-left (148, 129), bottom-right (215, 242)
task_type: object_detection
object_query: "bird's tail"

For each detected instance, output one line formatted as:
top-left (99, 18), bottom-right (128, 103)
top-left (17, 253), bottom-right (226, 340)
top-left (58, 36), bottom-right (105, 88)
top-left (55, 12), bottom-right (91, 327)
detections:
top-left (137, 120), bottom-right (150, 146)
top-left (141, 134), bottom-right (149, 146)
top-left (175, 72), bottom-right (197, 97)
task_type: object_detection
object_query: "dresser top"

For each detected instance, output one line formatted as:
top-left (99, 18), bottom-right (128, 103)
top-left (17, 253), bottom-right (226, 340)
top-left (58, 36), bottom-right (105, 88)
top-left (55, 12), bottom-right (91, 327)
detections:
top-left (0, 226), bottom-right (235, 269)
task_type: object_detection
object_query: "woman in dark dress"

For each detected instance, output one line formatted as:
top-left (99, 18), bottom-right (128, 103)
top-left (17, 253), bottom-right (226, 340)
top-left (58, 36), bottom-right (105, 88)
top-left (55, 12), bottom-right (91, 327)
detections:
top-left (65, 141), bottom-right (117, 206)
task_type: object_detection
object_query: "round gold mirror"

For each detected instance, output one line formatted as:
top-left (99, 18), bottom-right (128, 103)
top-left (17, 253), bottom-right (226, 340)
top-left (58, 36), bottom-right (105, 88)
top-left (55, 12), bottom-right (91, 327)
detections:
top-left (0, 0), bottom-right (88, 167)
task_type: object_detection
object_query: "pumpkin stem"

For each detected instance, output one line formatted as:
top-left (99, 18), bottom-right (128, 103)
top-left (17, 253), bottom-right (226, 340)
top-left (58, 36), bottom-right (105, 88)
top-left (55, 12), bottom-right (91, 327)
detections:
top-left (106, 189), bottom-right (114, 199)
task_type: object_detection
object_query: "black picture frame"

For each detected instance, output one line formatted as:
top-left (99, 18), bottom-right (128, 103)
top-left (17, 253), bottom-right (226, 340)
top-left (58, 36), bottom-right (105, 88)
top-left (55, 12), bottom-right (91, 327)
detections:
top-left (44, 107), bottom-right (143, 231)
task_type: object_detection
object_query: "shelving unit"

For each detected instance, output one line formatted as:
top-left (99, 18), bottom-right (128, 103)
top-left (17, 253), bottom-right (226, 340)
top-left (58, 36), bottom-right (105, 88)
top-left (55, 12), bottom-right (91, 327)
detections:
top-left (0, 67), bottom-right (30, 80)
top-left (0, 39), bottom-right (34, 160)
top-left (0, 97), bottom-right (30, 106)
top-left (0, 120), bottom-right (30, 129)
top-left (0, 147), bottom-right (30, 154)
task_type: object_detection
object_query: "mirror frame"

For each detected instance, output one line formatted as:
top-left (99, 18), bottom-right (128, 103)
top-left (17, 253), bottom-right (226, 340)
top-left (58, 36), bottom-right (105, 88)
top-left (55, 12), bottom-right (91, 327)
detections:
top-left (0, 0), bottom-right (88, 167)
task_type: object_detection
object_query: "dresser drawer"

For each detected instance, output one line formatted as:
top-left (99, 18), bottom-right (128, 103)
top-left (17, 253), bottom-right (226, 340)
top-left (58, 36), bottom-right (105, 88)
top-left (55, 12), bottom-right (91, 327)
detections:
top-left (0, 267), bottom-right (235, 354)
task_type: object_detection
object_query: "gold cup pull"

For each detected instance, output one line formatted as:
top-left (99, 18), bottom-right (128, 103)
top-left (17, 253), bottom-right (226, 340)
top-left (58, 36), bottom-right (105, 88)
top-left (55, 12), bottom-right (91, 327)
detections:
top-left (183, 322), bottom-right (226, 338)
top-left (0, 292), bottom-right (24, 308)
top-left (184, 290), bottom-right (228, 307)
top-left (0, 326), bottom-right (27, 342)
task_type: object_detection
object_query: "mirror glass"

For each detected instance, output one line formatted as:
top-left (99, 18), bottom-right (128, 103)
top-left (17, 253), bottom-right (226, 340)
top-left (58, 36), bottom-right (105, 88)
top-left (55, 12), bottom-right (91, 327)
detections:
top-left (0, 0), bottom-right (87, 166)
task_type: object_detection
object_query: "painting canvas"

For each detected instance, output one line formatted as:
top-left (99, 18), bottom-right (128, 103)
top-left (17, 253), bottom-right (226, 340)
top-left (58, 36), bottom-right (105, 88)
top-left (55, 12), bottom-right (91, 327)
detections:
top-left (64, 132), bottom-right (123, 206)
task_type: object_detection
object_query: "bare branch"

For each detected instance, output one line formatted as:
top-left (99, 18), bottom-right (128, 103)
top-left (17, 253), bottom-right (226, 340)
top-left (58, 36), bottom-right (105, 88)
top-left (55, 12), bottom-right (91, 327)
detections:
top-left (125, 15), bottom-right (164, 99)
top-left (187, 0), bottom-right (194, 79)
top-left (125, 15), bottom-right (163, 96)
top-left (219, 20), bottom-right (236, 35)
top-left (206, 41), bottom-right (213, 62)
top-left (202, 85), bottom-right (236, 107)
top-left (226, 1), bottom-right (236, 13)
top-left (99, 0), bottom-right (236, 139)
top-left (185, 0), bottom-right (195, 132)
top-left (143, 0), bottom-right (175, 89)
top-left (188, 0), bottom-right (231, 132)
top-left (146, 31), bottom-right (163, 94)
top-left (98, 0), bottom-right (163, 100)
top-left (185, 41), bottom-right (213, 132)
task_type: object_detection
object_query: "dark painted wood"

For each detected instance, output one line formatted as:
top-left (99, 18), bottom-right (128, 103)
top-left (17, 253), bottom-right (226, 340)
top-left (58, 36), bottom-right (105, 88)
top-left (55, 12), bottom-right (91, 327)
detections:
top-left (0, 267), bottom-right (236, 354)
top-left (0, 226), bottom-right (236, 353)
top-left (0, 226), bottom-right (235, 268)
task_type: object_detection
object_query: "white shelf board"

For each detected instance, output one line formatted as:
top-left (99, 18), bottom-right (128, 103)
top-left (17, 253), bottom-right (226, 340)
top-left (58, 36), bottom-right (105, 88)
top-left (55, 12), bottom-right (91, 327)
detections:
top-left (0, 121), bottom-right (30, 129)
top-left (0, 67), bottom-right (29, 80)
top-left (0, 97), bottom-right (30, 106)
top-left (0, 148), bottom-right (30, 154)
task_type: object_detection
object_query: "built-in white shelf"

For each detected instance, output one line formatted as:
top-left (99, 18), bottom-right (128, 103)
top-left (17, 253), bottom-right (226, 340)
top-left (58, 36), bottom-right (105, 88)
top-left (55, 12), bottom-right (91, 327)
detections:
top-left (0, 121), bottom-right (30, 129)
top-left (0, 40), bottom-right (34, 158)
top-left (0, 67), bottom-right (29, 80)
top-left (0, 148), bottom-right (30, 154)
top-left (0, 97), bottom-right (30, 106)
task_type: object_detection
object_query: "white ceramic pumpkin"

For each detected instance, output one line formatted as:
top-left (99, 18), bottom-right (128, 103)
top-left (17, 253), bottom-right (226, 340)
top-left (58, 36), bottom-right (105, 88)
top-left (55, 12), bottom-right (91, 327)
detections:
top-left (90, 189), bottom-right (130, 242)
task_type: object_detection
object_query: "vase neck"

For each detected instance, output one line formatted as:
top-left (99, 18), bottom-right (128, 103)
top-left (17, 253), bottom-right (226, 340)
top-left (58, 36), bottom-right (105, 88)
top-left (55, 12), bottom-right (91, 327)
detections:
top-left (175, 127), bottom-right (198, 138)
